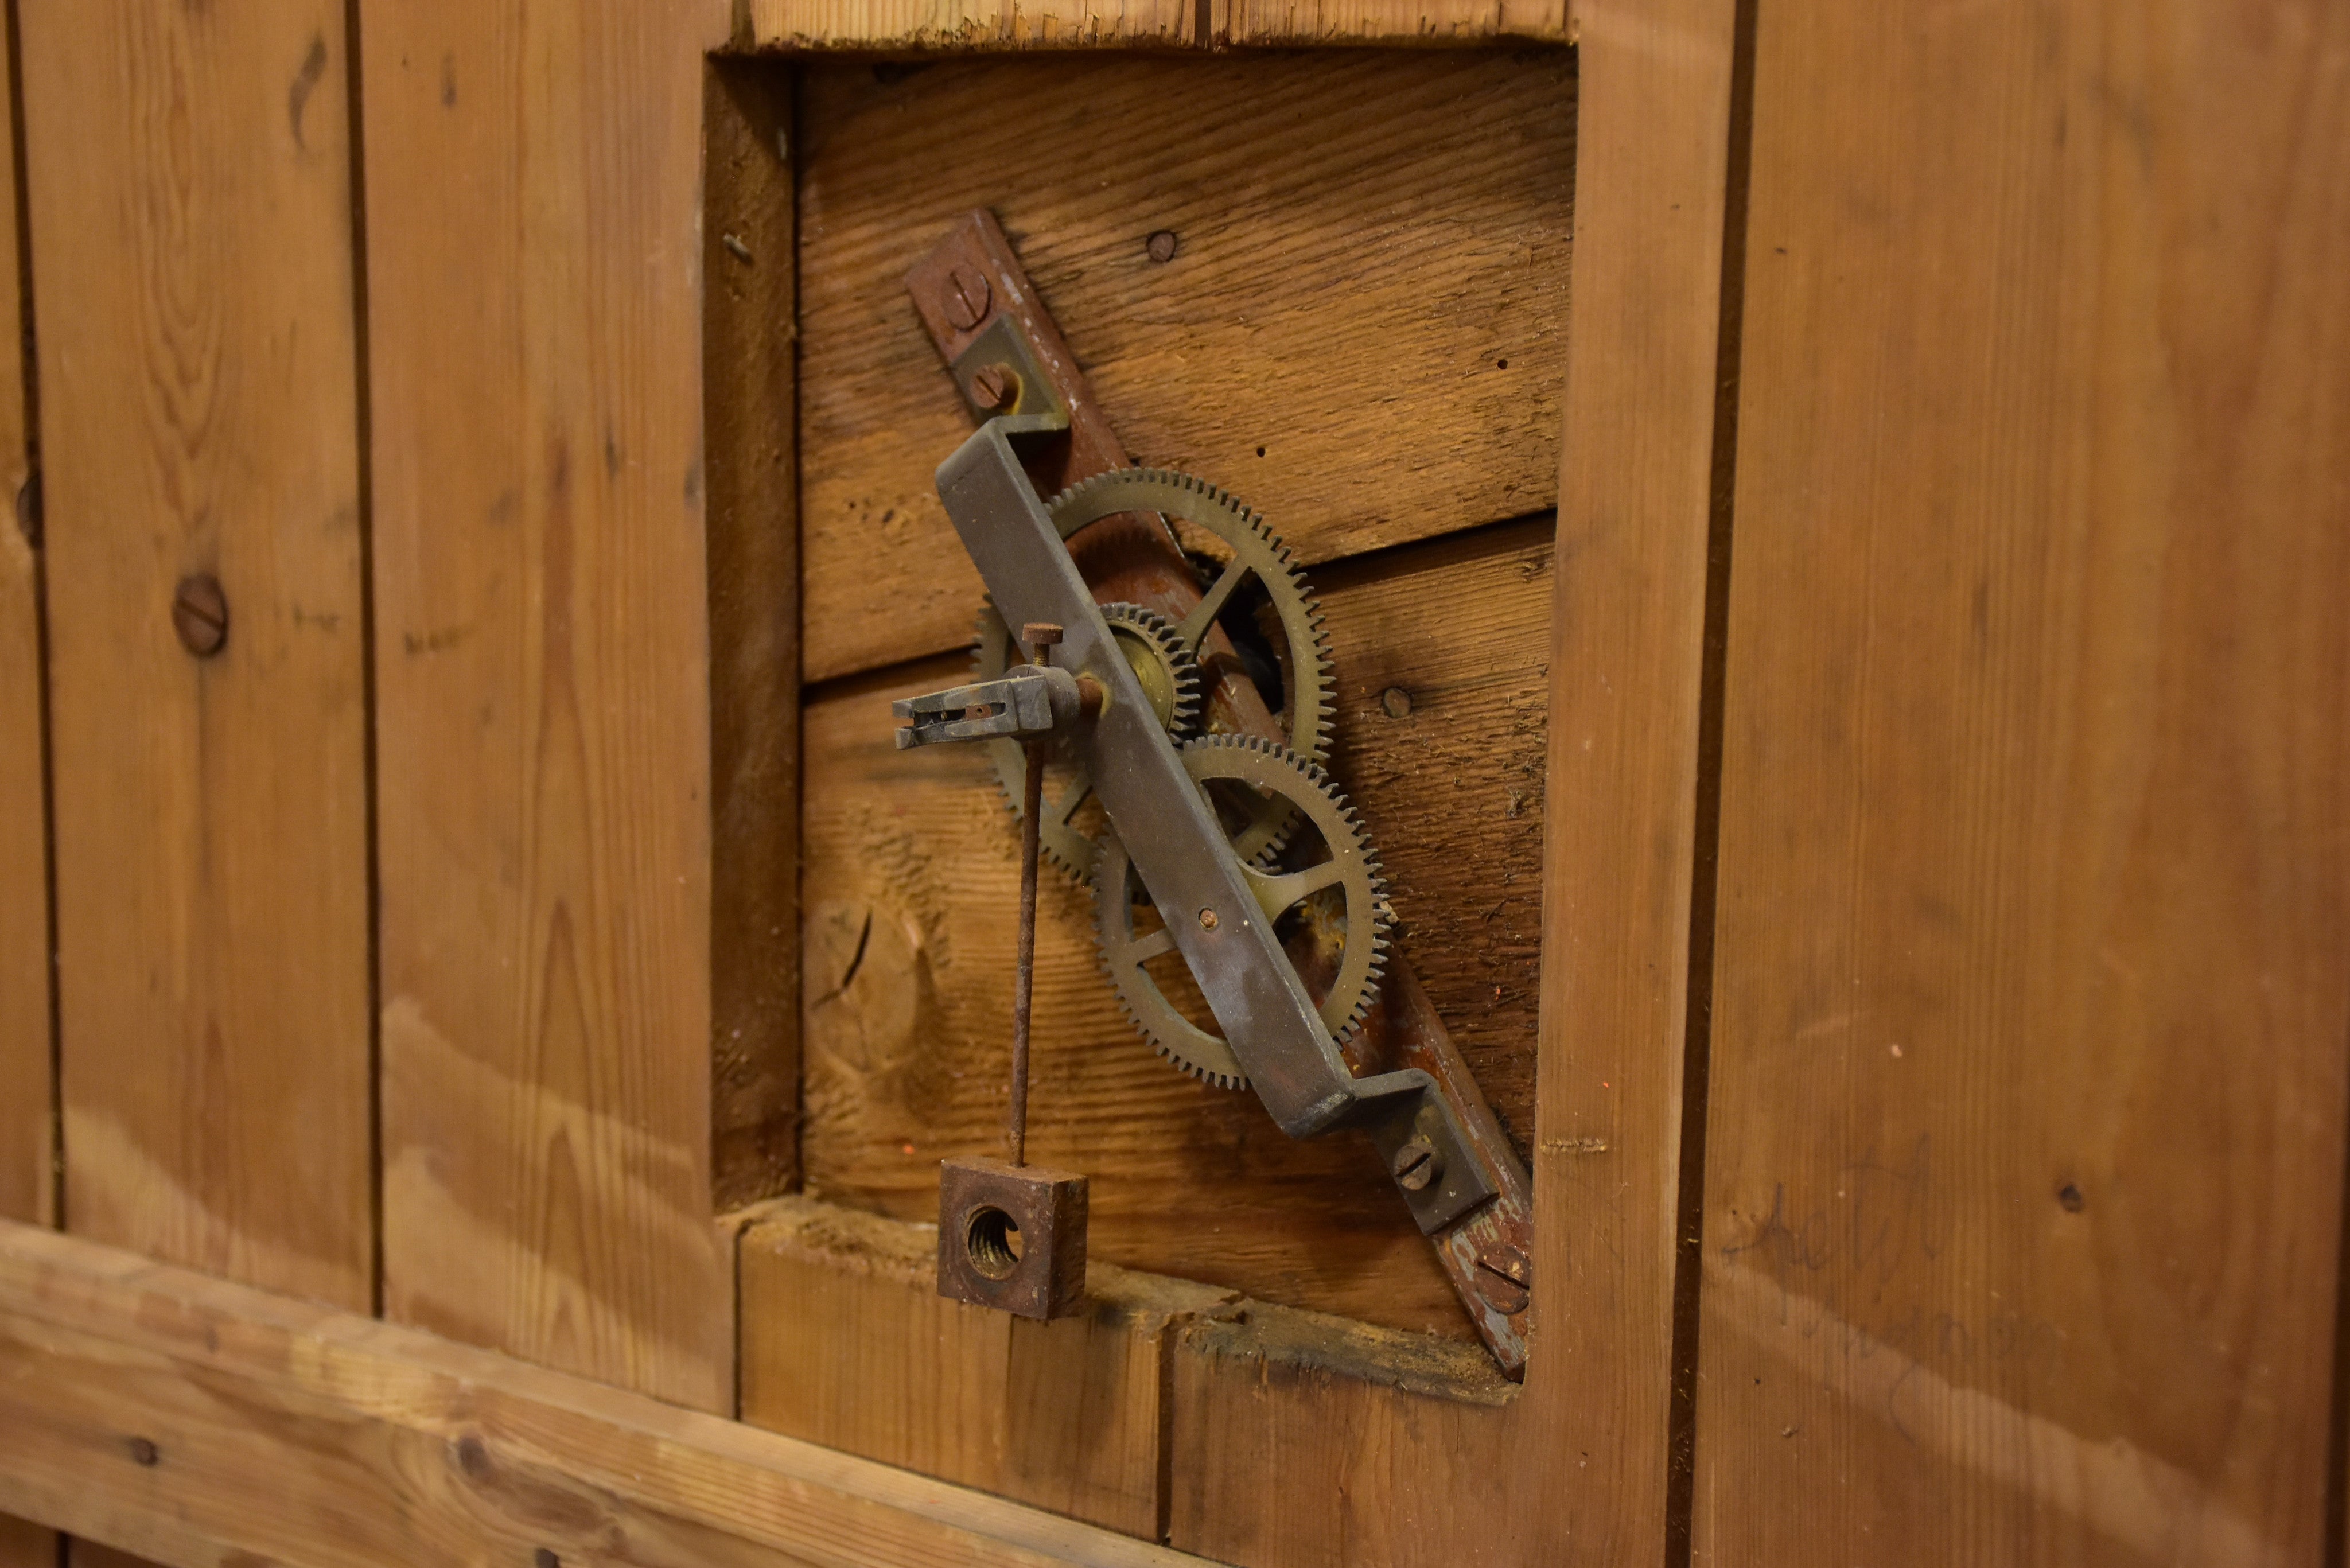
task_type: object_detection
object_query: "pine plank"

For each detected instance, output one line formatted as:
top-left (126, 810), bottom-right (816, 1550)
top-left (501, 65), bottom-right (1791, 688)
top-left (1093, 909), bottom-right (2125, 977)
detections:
top-left (20, 0), bottom-right (372, 1309)
top-left (0, 1217), bottom-right (1219, 1568)
top-left (1165, 1301), bottom-right (1516, 1566)
top-left (706, 63), bottom-right (803, 1213)
top-left (1500, 0), bottom-right (1741, 1559)
top-left (799, 519), bottom-right (1548, 1337)
top-left (1696, 1), bottom-right (2350, 1562)
top-left (795, 50), bottom-right (1573, 682)
top-left (740, 1198), bottom-right (1230, 1538)
top-left (730, 0), bottom-right (1197, 51)
top-left (0, 0), bottom-right (48, 1238)
top-left (361, 1), bottom-right (735, 1408)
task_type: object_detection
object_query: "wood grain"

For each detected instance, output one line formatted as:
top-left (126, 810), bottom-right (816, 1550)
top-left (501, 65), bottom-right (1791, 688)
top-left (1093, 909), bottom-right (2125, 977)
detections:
top-left (1499, 0), bottom-right (1744, 1561)
top-left (1696, 1), bottom-right (2350, 1562)
top-left (1165, 1299), bottom-right (1515, 1566)
top-left (0, 1217), bottom-right (1220, 1568)
top-left (740, 1197), bottom-right (1231, 1538)
top-left (730, 0), bottom-right (1197, 51)
top-left (361, 0), bottom-right (733, 1408)
top-left (706, 63), bottom-right (803, 1213)
top-left (0, 0), bottom-right (48, 1238)
top-left (796, 50), bottom-right (1573, 681)
top-left (21, 0), bottom-right (372, 1308)
top-left (799, 519), bottom-right (1548, 1337)
top-left (1219, 0), bottom-right (1567, 44)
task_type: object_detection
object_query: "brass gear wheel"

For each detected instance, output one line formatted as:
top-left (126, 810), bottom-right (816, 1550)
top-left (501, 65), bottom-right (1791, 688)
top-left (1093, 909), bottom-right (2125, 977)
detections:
top-left (1095, 734), bottom-right (1390, 1091)
top-left (974, 469), bottom-right (1334, 880)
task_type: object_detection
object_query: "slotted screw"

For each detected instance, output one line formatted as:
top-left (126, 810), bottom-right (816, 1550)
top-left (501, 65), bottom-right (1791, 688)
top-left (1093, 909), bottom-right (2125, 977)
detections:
top-left (971, 363), bottom-right (1017, 411)
top-left (1391, 1135), bottom-right (1441, 1192)
top-left (172, 573), bottom-right (228, 657)
top-left (1473, 1246), bottom-right (1531, 1316)
top-left (944, 264), bottom-right (991, 330)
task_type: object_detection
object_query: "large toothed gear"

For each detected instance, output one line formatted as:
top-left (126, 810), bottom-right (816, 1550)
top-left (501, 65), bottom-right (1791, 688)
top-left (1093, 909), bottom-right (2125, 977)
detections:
top-left (1095, 734), bottom-right (1390, 1091)
top-left (973, 469), bottom-right (1334, 878)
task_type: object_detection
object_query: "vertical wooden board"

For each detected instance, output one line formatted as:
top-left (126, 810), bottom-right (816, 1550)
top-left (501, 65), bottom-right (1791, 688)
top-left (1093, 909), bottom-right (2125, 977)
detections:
top-left (1165, 1306), bottom-right (1515, 1567)
top-left (0, 0), bottom-right (46, 1235)
top-left (740, 1199), bottom-right (1230, 1538)
top-left (1698, 2), bottom-right (2350, 1563)
top-left (798, 520), bottom-right (1550, 1337)
top-left (363, 1), bottom-right (731, 1407)
top-left (1509, 0), bottom-right (1739, 1561)
top-left (795, 50), bottom-right (1573, 681)
top-left (21, 0), bottom-right (371, 1308)
top-left (704, 63), bottom-right (800, 1213)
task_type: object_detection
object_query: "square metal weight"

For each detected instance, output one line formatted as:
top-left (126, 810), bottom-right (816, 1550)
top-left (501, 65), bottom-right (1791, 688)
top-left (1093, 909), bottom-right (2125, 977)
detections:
top-left (936, 1154), bottom-right (1089, 1320)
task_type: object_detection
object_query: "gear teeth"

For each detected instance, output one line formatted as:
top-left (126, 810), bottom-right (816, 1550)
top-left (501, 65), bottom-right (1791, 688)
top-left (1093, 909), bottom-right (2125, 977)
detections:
top-left (1047, 468), bottom-right (1336, 772)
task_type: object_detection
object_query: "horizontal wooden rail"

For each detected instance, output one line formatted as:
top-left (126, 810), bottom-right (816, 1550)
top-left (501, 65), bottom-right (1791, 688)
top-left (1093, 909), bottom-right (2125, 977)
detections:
top-left (0, 1218), bottom-right (1221, 1568)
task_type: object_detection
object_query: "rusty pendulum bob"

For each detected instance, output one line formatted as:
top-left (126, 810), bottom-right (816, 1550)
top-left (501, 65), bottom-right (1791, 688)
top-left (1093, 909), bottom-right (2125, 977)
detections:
top-left (927, 624), bottom-right (1091, 1321)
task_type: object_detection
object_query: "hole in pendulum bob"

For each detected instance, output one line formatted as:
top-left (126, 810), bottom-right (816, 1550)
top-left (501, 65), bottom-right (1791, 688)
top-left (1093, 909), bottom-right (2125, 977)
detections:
top-left (936, 1154), bottom-right (1090, 1321)
top-left (964, 1205), bottom-right (1023, 1278)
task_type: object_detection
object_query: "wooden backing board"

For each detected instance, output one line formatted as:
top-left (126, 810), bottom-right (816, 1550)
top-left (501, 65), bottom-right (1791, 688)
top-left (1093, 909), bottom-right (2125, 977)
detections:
top-left (799, 517), bottom-right (1549, 1338)
top-left (21, 0), bottom-right (373, 1310)
top-left (795, 49), bottom-right (1573, 682)
top-left (361, 0), bottom-right (734, 1409)
top-left (0, 1218), bottom-right (1220, 1568)
top-left (1695, 0), bottom-right (2350, 1562)
top-left (740, 1197), bottom-right (1233, 1538)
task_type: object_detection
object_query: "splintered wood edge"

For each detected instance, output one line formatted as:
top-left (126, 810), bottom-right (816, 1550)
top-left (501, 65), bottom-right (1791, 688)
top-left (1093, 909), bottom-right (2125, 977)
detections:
top-left (1178, 1297), bottom-right (1519, 1407)
top-left (733, 1194), bottom-right (1518, 1406)
top-left (717, 0), bottom-right (1574, 52)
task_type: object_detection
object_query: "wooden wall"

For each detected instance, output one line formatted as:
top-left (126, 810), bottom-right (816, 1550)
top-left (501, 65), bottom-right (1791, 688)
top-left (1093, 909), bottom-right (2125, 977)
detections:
top-left (0, 0), bottom-right (2343, 1564)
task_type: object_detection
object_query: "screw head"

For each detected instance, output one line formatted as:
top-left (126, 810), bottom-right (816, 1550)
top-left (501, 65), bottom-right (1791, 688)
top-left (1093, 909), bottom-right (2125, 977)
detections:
top-left (943, 264), bottom-right (991, 330)
top-left (172, 573), bottom-right (229, 657)
top-left (1473, 1246), bottom-right (1532, 1315)
top-left (970, 363), bottom-right (1018, 410)
top-left (1380, 686), bottom-right (1413, 719)
top-left (1197, 908), bottom-right (1218, 931)
top-left (1145, 229), bottom-right (1178, 264)
top-left (1391, 1135), bottom-right (1441, 1192)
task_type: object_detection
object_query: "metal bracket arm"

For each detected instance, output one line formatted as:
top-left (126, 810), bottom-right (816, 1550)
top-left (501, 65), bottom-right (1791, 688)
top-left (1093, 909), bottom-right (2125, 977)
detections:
top-left (935, 419), bottom-right (1499, 1232)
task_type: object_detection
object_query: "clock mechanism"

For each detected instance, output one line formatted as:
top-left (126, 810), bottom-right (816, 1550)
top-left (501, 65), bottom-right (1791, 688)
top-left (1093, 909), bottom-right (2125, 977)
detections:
top-left (894, 213), bottom-right (1534, 1379)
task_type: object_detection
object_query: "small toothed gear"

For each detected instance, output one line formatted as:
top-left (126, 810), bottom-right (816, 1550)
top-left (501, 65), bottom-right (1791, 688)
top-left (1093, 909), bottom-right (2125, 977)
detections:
top-left (972, 469), bottom-right (1333, 879)
top-left (1099, 602), bottom-right (1204, 738)
top-left (1095, 734), bottom-right (1390, 1091)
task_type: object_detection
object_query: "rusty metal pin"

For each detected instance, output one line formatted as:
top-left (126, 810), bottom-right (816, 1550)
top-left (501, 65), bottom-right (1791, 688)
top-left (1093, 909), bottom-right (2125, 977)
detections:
top-left (1008, 622), bottom-right (1062, 1168)
top-left (172, 573), bottom-right (228, 657)
top-left (1145, 229), bottom-right (1178, 264)
top-left (944, 264), bottom-right (992, 331)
